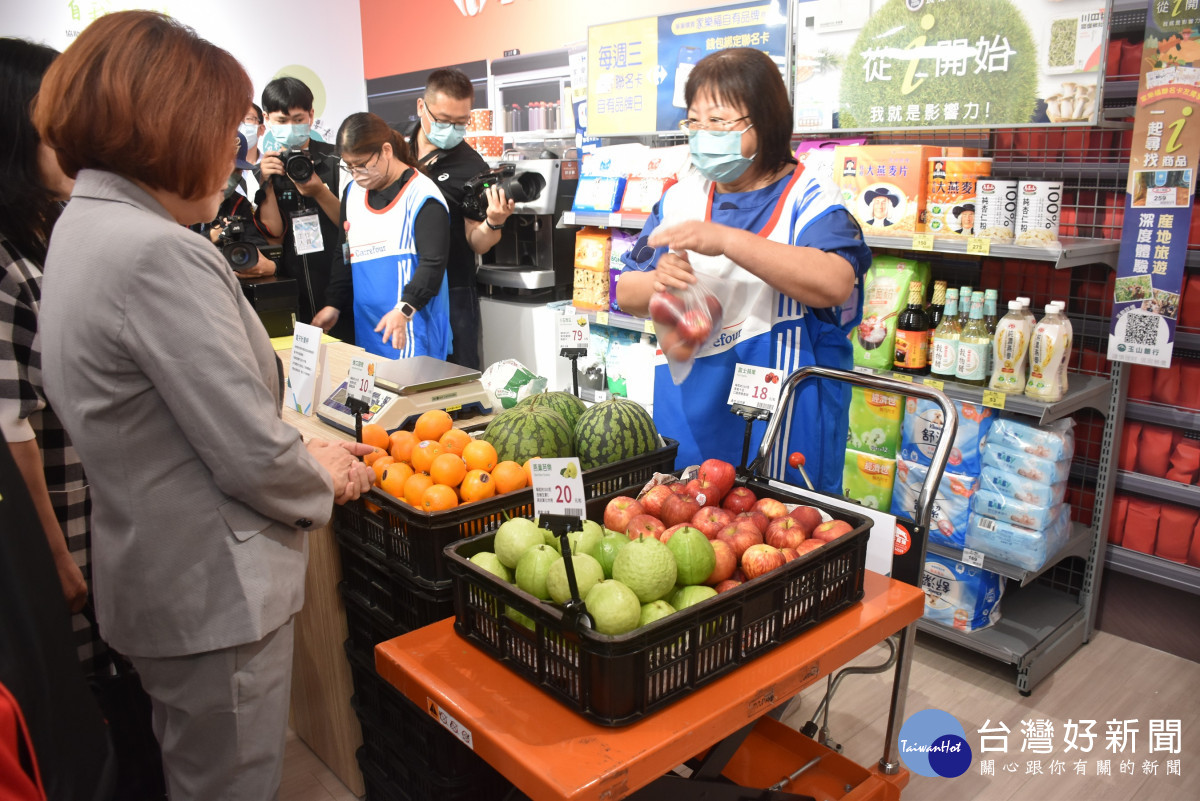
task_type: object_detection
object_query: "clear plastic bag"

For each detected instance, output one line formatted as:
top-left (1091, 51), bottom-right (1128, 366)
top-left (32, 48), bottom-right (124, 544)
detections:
top-left (647, 275), bottom-right (723, 384)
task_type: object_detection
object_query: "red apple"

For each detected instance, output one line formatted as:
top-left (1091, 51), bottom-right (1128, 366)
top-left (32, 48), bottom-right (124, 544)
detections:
top-left (677, 309), bottom-right (713, 344)
top-left (639, 484), bottom-right (675, 518)
top-left (705, 539), bottom-right (737, 585)
top-left (794, 539), bottom-right (825, 556)
top-left (721, 486), bottom-right (757, 513)
top-left (626, 514), bottom-right (666, 541)
top-left (753, 497), bottom-right (789, 520)
top-left (667, 482), bottom-right (691, 495)
top-left (648, 291), bottom-right (685, 325)
top-left (741, 544), bottom-right (787, 580)
top-left (716, 520), bottom-right (763, 560)
top-left (684, 478), bottom-right (720, 507)
top-left (661, 493), bottom-right (701, 527)
top-left (788, 505), bottom-right (824, 535)
top-left (764, 516), bottom-right (808, 550)
top-left (780, 547), bottom-right (800, 563)
top-left (604, 496), bottom-right (644, 534)
top-left (691, 506), bottom-right (734, 539)
top-left (812, 519), bottom-right (854, 543)
top-left (660, 523), bottom-right (688, 543)
top-left (714, 579), bottom-right (743, 594)
top-left (730, 567), bottom-right (746, 582)
top-left (698, 459), bottom-right (736, 501)
top-left (736, 510), bottom-right (770, 535)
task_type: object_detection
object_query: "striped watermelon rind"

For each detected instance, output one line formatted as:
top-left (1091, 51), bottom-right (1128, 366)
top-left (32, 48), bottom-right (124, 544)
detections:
top-left (574, 397), bottom-right (659, 470)
top-left (481, 405), bottom-right (575, 464)
top-left (517, 390), bottom-right (587, 433)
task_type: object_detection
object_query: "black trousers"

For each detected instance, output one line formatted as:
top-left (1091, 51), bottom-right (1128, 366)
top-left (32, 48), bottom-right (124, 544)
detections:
top-left (447, 285), bottom-right (482, 370)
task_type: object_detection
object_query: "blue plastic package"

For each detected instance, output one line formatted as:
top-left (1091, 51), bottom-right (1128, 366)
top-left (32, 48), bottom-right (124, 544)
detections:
top-left (979, 467), bottom-right (1067, 507)
top-left (891, 458), bottom-right (979, 548)
top-left (986, 417), bottom-right (1075, 461)
top-left (965, 505), bottom-right (1072, 571)
top-left (922, 552), bottom-right (1004, 632)
top-left (971, 489), bottom-right (1057, 530)
top-left (899, 398), bottom-right (996, 477)
top-left (981, 444), bottom-right (1071, 485)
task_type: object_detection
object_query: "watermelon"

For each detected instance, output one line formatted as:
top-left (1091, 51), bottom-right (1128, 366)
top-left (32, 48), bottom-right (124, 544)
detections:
top-left (574, 397), bottom-right (660, 470)
top-left (518, 390), bottom-right (587, 433)
top-left (481, 405), bottom-right (575, 464)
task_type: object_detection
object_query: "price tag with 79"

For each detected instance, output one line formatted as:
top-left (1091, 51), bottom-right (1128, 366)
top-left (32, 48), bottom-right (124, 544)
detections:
top-left (726, 363), bottom-right (783, 413)
top-left (557, 311), bottom-right (590, 351)
top-left (530, 457), bottom-right (586, 520)
top-left (347, 356), bottom-right (376, 404)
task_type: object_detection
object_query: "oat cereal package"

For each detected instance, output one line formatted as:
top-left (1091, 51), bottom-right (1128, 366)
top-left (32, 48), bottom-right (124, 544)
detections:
top-left (834, 144), bottom-right (941, 236)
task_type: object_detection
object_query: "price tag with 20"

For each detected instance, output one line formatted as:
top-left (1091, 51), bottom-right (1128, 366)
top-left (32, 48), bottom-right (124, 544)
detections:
top-left (726, 363), bottom-right (783, 413)
top-left (530, 457), bottom-right (587, 520)
top-left (557, 310), bottom-right (591, 351)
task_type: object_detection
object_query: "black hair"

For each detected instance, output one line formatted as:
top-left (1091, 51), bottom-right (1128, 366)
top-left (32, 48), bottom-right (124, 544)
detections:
top-left (261, 76), bottom-right (313, 115)
top-left (337, 112), bottom-right (414, 168)
top-left (250, 103), bottom-right (263, 124)
top-left (0, 38), bottom-right (61, 264)
top-left (425, 68), bottom-right (474, 103)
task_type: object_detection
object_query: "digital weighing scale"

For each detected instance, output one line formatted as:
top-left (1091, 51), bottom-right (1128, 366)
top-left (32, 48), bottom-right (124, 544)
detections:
top-left (316, 355), bottom-right (492, 435)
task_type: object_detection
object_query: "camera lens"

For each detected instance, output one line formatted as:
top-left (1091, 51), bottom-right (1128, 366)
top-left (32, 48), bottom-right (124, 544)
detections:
top-left (224, 242), bottom-right (257, 271)
top-left (285, 153), bottom-right (314, 183)
top-left (501, 172), bottom-right (547, 203)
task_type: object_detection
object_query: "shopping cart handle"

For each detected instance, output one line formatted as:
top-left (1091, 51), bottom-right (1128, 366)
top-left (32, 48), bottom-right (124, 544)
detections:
top-left (748, 365), bottom-right (958, 533)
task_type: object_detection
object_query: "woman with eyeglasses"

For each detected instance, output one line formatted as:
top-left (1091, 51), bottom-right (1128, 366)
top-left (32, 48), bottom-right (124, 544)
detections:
top-left (313, 112), bottom-right (453, 359)
top-left (616, 48), bottom-right (872, 493)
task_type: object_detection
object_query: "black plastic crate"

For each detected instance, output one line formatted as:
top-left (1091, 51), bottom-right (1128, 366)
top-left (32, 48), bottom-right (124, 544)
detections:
top-left (335, 439), bottom-right (678, 584)
top-left (444, 476), bottom-right (870, 726)
top-left (342, 585), bottom-right (409, 663)
top-left (337, 533), bottom-right (455, 632)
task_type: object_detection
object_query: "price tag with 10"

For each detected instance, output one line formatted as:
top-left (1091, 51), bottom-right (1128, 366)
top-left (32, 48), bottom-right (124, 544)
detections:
top-left (346, 356), bottom-right (376, 405)
top-left (726, 363), bottom-right (783, 413)
top-left (530, 457), bottom-right (587, 520)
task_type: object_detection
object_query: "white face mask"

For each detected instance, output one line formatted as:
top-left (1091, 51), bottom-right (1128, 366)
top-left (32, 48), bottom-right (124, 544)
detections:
top-left (238, 122), bottom-right (259, 151)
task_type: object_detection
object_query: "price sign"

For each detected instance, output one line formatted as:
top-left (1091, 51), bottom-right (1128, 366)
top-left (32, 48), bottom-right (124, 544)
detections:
top-left (967, 237), bottom-right (991, 256)
top-left (982, 389), bottom-right (1007, 410)
top-left (530, 458), bottom-right (586, 519)
top-left (347, 356), bottom-right (376, 404)
top-left (912, 233), bottom-right (935, 252)
top-left (924, 378), bottom-right (945, 390)
top-left (726, 363), bottom-right (783, 413)
top-left (426, 699), bottom-right (474, 750)
top-left (961, 547), bottom-right (986, 569)
top-left (595, 311), bottom-right (610, 326)
top-left (643, 319), bottom-right (655, 335)
top-left (558, 311), bottom-right (591, 350)
top-left (890, 372), bottom-right (914, 383)
top-left (608, 212), bottom-right (622, 227)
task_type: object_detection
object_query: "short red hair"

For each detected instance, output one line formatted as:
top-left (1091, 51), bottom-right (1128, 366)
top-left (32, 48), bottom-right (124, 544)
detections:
top-left (33, 10), bottom-right (252, 201)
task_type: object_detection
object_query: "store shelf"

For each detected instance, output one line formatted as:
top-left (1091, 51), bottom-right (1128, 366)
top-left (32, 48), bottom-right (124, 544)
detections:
top-left (863, 234), bottom-right (1121, 270)
top-left (916, 582), bottom-right (1086, 693)
top-left (1115, 470), bottom-right (1200, 508)
top-left (851, 366), bottom-right (1112, 425)
top-left (560, 210), bottom-right (649, 229)
top-left (1105, 546), bottom-right (1200, 595)
top-left (1177, 330), bottom-right (1200, 351)
top-left (990, 160), bottom-right (1130, 184)
top-left (926, 522), bottom-right (1093, 588)
top-left (1124, 400), bottom-right (1200, 430)
top-left (583, 310), bottom-right (656, 335)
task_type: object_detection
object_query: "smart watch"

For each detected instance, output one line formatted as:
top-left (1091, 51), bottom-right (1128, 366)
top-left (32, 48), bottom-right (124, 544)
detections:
top-left (396, 301), bottom-right (417, 317)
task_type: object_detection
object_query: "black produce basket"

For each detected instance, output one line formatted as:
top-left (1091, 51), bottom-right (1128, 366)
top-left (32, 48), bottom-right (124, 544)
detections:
top-left (336, 531), bottom-right (454, 632)
top-left (335, 439), bottom-right (678, 584)
top-left (443, 476), bottom-right (870, 727)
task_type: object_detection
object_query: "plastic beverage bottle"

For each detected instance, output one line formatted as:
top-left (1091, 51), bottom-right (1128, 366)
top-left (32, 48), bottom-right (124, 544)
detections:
top-left (982, 289), bottom-right (999, 375)
top-left (1050, 300), bottom-right (1072, 394)
top-left (1026, 304), bottom-right (1068, 402)
top-left (1016, 296), bottom-right (1036, 328)
top-left (894, 281), bottom-right (931, 375)
top-left (955, 291), bottom-right (990, 386)
top-left (989, 300), bottom-right (1032, 393)
top-left (930, 288), bottom-right (961, 379)
top-left (928, 281), bottom-right (947, 332)
top-left (957, 285), bottom-right (974, 328)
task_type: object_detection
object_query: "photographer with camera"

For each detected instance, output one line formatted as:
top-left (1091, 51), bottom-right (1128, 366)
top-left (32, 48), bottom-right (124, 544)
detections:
top-left (196, 131), bottom-right (277, 276)
top-left (403, 68), bottom-right (515, 370)
top-left (254, 77), bottom-right (350, 340)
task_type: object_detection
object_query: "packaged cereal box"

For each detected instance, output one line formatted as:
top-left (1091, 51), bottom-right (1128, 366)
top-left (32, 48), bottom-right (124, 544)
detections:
top-left (834, 145), bottom-right (942, 236)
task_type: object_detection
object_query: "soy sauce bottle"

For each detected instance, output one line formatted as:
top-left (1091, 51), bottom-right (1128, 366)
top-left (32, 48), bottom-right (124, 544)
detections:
top-left (928, 281), bottom-right (947, 332)
top-left (894, 280), bottom-right (931, 375)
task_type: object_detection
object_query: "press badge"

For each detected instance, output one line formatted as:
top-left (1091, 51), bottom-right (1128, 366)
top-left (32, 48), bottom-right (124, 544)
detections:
top-left (292, 214), bottom-right (324, 255)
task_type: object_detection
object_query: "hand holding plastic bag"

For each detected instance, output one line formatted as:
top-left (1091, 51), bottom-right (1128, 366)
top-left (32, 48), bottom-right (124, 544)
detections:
top-left (647, 275), bottom-right (723, 384)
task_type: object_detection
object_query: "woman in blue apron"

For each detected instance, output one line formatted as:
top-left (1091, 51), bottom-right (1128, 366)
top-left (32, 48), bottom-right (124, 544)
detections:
top-left (617, 48), bottom-right (871, 495)
top-left (315, 112), bottom-right (453, 359)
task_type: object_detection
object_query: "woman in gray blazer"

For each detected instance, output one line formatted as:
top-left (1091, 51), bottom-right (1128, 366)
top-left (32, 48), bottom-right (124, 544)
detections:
top-left (32, 11), bottom-right (374, 800)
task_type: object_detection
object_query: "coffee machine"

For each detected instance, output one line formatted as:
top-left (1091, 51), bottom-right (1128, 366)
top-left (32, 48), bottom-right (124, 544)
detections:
top-left (476, 158), bottom-right (578, 302)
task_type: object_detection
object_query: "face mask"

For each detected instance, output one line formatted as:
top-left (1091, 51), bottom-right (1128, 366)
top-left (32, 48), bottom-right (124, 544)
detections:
top-left (268, 122), bottom-right (310, 149)
top-left (238, 122), bottom-right (259, 151)
top-left (423, 107), bottom-right (465, 150)
top-left (688, 127), bottom-right (755, 184)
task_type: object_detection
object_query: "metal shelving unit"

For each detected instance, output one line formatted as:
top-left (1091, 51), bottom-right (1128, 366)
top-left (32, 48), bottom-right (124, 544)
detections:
top-left (927, 523), bottom-right (1094, 589)
top-left (1105, 546), bottom-right (1200, 594)
top-left (1124, 401), bottom-right (1200, 430)
top-left (560, 210), bottom-right (649, 229)
top-left (582, 310), bottom-right (656, 335)
top-left (1115, 471), bottom-right (1200, 508)
top-left (863, 234), bottom-right (1122, 270)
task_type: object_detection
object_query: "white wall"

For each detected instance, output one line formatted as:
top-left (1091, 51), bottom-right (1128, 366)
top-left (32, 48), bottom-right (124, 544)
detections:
top-left (3, 1), bottom-right (368, 142)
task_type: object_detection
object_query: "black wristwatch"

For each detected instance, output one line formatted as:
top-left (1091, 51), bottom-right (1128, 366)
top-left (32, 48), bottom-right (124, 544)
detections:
top-left (485, 219), bottom-right (504, 231)
top-left (396, 301), bottom-right (417, 317)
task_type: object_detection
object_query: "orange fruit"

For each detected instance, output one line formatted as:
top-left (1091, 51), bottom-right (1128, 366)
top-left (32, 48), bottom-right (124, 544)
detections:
top-left (414, 409), bottom-right (453, 443)
top-left (361, 423), bottom-right (391, 452)
top-left (362, 447), bottom-right (389, 466)
top-left (459, 469), bottom-right (496, 503)
top-left (409, 439), bottom-right (446, 474)
top-left (438, 428), bottom-right (472, 456)
top-left (522, 457), bottom-right (542, 486)
top-left (379, 462), bottom-right (414, 498)
top-left (421, 483), bottom-right (459, 512)
top-left (371, 455), bottom-right (396, 485)
top-left (403, 473), bottom-right (434, 506)
top-left (389, 430), bottom-right (417, 463)
top-left (430, 452), bottom-right (467, 488)
top-left (491, 461), bottom-right (527, 494)
top-left (462, 439), bottom-right (498, 472)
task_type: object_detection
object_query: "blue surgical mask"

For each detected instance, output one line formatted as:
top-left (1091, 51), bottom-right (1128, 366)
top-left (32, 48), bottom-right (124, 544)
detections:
top-left (425, 117), bottom-right (465, 150)
top-left (238, 122), bottom-right (259, 151)
top-left (688, 127), bottom-right (755, 184)
top-left (268, 122), bottom-right (310, 149)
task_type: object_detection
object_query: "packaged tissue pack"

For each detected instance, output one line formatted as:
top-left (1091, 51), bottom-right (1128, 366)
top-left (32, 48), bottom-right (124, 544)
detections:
top-left (842, 450), bottom-right (896, 511)
top-left (971, 489), bottom-right (1058, 531)
top-left (900, 398), bottom-right (996, 477)
top-left (847, 386), bottom-right (904, 458)
top-left (979, 467), bottom-right (1067, 508)
top-left (981, 444), bottom-right (1071, 485)
top-left (891, 458), bottom-right (979, 548)
top-left (965, 505), bottom-right (1072, 571)
top-left (922, 552), bottom-right (1004, 632)
top-left (985, 417), bottom-right (1075, 461)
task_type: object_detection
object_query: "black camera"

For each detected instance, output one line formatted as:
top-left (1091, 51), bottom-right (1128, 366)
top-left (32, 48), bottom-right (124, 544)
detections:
top-left (217, 217), bottom-right (258, 272)
top-left (461, 163), bottom-right (547, 221)
top-left (280, 148), bottom-right (315, 183)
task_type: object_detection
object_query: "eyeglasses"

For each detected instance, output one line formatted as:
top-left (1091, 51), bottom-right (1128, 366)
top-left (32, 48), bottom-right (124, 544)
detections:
top-left (678, 115), bottom-right (752, 132)
top-left (339, 151), bottom-right (383, 176)
top-left (423, 105), bottom-right (469, 132)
